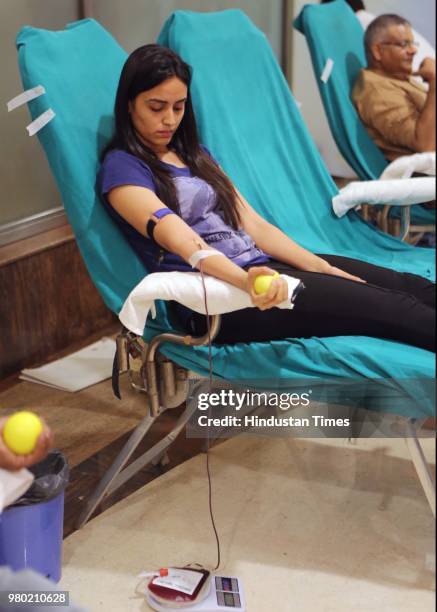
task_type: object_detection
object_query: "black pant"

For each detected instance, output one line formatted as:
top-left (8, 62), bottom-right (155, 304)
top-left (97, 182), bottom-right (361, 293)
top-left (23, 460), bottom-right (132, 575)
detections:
top-left (187, 255), bottom-right (435, 352)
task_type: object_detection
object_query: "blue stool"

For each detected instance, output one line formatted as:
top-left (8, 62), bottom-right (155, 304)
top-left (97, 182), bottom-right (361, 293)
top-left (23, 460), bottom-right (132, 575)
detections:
top-left (0, 491), bottom-right (64, 582)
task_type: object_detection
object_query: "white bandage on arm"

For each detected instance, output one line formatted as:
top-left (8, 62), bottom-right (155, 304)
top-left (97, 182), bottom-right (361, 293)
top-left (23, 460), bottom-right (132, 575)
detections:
top-left (188, 249), bottom-right (225, 268)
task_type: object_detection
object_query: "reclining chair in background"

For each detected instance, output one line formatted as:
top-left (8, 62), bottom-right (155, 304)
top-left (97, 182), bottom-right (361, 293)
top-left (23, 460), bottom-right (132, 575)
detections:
top-left (16, 11), bottom-right (435, 527)
top-left (294, 0), bottom-right (436, 242)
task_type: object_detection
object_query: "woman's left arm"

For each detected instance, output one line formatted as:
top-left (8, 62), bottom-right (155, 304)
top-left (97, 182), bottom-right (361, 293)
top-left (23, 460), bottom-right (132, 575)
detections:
top-left (236, 190), bottom-right (365, 282)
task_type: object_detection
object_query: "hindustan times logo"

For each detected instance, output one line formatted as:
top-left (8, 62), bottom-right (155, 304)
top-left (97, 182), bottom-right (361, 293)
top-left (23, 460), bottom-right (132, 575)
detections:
top-left (197, 389), bottom-right (312, 411)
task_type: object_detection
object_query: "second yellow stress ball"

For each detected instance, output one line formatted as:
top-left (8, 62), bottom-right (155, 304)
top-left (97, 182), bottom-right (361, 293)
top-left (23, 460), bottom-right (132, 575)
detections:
top-left (2, 411), bottom-right (43, 455)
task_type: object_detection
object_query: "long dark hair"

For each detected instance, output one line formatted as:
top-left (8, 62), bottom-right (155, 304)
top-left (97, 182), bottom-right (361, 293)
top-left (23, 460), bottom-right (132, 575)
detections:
top-left (103, 44), bottom-right (241, 228)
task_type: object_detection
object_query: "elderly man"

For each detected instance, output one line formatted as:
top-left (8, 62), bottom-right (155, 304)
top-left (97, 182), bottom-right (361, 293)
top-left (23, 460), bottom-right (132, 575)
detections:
top-left (352, 14), bottom-right (435, 161)
top-left (321, 1), bottom-right (435, 71)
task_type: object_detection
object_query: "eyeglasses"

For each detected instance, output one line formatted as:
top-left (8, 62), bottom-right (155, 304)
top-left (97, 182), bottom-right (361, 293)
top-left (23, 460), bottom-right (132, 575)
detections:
top-left (380, 40), bottom-right (420, 50)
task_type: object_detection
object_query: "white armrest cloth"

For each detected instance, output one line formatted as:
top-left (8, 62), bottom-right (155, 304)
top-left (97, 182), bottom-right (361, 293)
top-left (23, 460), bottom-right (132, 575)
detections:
top-left (332, 152), bottom-right (436, 217)
top-left (332, 177), bottom-right (436, 218)
top-left (118, 271), bottom-right (302, 336)
top-left (380, 152), bottom-right (435, 180)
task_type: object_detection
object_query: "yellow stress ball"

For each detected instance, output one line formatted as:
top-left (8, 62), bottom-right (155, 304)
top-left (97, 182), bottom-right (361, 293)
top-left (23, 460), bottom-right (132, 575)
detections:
top-left (2, 411), bottom-right (43, 455)
top-left (253, 272), bottom-right (280, 295)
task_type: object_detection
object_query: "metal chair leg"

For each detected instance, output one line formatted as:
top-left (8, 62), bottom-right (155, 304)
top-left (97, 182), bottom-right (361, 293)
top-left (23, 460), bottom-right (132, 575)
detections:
top-left (404, 420), bottom-right (436, 517)
top-left (152, 451), bottom-right (170, 468)
top-left (76, 411), bottom-right (158, 528)
top-left (380, 205), bottom-right (390, 234)
top-left (399, 206), bottom-right (411, 242)
top-left (105, 401), bottom-right (199, 496)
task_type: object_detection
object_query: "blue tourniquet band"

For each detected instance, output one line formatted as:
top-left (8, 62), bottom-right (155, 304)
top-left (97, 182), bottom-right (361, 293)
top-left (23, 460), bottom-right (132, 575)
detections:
top-left (146, 207), bottom-right (176, 243)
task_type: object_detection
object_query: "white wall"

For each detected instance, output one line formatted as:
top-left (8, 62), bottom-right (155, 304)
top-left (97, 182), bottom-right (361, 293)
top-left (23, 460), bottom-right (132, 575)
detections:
top-left (0, 0), bottom-right (78, 226)
top-left (1, 0), bottom-right (283, 229)
top-left (91, 0), bottom-right (283, 59)
top-left (291, 0), bottom-right (436, 178)
top-left (366, 0), bottom-right (435, 46)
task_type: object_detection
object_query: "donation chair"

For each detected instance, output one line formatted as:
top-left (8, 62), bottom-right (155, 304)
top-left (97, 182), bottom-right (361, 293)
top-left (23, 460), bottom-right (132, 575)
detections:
top-left (294, 0), bottom-right (436, 242)
top-left (15, 12), bottom-right (435, 527)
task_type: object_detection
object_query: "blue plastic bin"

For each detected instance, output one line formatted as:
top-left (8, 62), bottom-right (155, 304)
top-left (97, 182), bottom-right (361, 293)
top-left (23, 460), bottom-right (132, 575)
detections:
top-left (0, 490), bottom-right (65, 582)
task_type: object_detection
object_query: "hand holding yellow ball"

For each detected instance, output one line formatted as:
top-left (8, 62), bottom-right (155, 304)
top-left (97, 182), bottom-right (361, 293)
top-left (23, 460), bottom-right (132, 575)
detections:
top-left (2, 411), bottom-right (44, 455)
top-left (0, 412), bottom-right (53, 471)
top-left (253, 271), bottom-right (280, 295)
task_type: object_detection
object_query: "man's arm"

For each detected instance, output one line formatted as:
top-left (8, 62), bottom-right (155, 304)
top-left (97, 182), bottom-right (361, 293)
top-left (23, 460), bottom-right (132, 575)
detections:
top-left (414, 58), bottom-right (436, 152)
top-left (355, 65), bottom-right (436, 154)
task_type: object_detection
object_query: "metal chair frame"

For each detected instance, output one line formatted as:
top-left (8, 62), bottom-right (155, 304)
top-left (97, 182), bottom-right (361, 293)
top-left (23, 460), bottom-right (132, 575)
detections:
top-left (77, 318), bottom-right (435, 528)
top-left (379, 204), bottom-right (435, 243)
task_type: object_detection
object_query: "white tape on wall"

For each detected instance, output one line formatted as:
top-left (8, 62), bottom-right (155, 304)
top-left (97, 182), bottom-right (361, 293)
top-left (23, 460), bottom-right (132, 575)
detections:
top-left (26, 108), bottom-right (55, 136)
top-left (7, 86), bottom-right (46, 112)
top-left (320, 58), bottom-right (334, 84)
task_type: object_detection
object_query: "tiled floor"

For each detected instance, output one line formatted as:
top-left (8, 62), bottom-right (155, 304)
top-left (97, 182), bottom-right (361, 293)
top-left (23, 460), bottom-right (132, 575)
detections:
top-left (61, 435), bottom-right (435, 612)
top-left (63, 403), bottom-right (212, 536)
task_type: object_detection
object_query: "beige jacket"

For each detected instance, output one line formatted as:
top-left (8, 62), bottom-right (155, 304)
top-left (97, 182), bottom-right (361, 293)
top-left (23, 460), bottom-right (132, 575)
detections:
top-left (352, 68), bottom-right (427, 161)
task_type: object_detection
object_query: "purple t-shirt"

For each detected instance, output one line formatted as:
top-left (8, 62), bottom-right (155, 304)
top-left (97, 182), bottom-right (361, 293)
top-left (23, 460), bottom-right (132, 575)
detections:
top-left (97, 147), bottom-right (269, 273)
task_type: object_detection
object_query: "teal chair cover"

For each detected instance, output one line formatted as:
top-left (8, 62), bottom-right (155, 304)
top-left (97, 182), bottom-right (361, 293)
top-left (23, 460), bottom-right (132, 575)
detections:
top-left (16, 15), bottom-right (435, 417)
top-left (294, 0), bottom-right (435, 226)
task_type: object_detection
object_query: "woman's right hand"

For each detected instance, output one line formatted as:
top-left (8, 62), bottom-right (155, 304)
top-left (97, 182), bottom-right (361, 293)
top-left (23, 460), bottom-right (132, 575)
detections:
top-left (245, 266), bottom-right (289, 310)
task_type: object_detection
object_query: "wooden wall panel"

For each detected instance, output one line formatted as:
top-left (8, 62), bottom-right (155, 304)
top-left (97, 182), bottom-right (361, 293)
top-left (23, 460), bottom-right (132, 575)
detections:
top-left (0, 237), bottom-right (117, 379)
